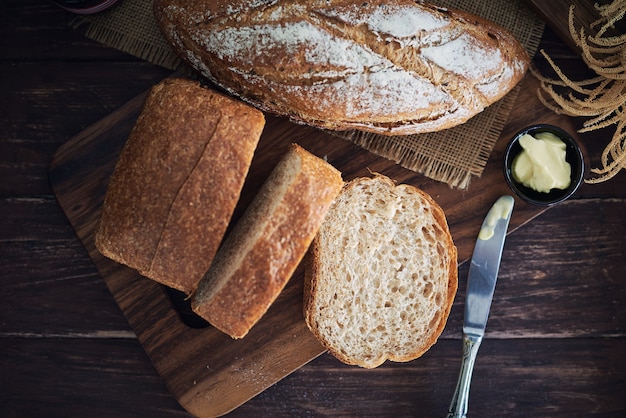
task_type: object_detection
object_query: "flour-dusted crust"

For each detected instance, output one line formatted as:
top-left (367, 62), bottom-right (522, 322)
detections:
top-left (303, 175), bottom-right (458, 368)
top-left (154, 0), bottom-right (529, 135)
top-left (191, 144), bottom-right (344, 339)
top-left (95, 78), bottom-right (265, 294)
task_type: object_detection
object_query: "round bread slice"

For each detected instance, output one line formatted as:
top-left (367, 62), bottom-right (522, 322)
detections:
top-left (303, 175), bottom-right (457, 368)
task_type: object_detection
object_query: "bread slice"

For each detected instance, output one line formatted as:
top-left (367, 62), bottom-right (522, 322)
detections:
top-left (95, 78), bottom-right (265, 294)
top-left (191, 144), bottom-right (344, 339)
top-left (303, 175), bottom-right (457, 368)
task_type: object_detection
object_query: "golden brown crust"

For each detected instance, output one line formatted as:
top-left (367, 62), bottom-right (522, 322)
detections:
top-left (94, 78), bottom-right (265, 294)
top-left (191, 144), bottom-right (344, 339)
top-left (406, 183), bottom-right (458, 361)
top-left (154, 0), bottom-right (529, 135)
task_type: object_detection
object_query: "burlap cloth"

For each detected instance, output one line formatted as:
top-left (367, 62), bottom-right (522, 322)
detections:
top-left (72, 0), bottom-right (544, 188)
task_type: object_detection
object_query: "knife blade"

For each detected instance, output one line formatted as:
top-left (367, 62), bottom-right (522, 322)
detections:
top-left (448, 195), bottom-right (514, 418)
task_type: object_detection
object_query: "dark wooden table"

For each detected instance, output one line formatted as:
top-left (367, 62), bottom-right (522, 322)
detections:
top-left (2, 1), bottom-right (625, 417)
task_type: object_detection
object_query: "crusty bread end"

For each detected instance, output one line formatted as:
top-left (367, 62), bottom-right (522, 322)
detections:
top-left (192, 144), bottom-right (344, 339)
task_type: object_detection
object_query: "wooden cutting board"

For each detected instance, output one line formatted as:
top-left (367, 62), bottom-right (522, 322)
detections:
top-left (49, 70), bottom-right (586, 416)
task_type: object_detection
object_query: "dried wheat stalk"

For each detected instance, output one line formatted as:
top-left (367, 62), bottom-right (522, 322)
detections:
top-left (531, 0), bottom-right (626, 183)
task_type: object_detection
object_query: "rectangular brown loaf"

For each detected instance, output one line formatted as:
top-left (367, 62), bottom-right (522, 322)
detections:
top-left (191, 144), bottom-right (344, 339)
top-left (154, 0), bottom-right (529, 136)
top-left (95, 78), bottom-right (265, 295)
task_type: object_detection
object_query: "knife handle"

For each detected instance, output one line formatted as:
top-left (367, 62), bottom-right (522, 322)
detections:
top-left (447, 333), bottom-right (483, 418)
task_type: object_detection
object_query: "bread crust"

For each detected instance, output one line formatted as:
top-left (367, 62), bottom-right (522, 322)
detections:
top-left (154, 0), bottom-right (529, 135)
top-left (303, 174), bottom-right (458, 368)
top-left (191, 144), bottom-right (344, 339)
top-left (95, 78), bottom-right (265, 294)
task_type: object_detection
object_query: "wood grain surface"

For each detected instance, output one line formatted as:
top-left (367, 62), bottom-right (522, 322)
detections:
top-left (46, 28), bottom-right (599, 418)
top-left (2, 1), bottom-right (626, 417)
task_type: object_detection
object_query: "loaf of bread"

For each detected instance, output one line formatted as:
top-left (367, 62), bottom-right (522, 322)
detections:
top-left (303, 175), bottom-right (457, 368)
top-left (95, 78), bottom-right (265, 295)
top-left (191, 144), bottom-right (344, 339)
top-left (154, 0), bottom-right (529, 135)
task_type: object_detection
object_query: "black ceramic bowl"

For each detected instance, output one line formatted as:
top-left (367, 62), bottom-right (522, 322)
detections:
top-left (504, 124), bottom-right (585, 206)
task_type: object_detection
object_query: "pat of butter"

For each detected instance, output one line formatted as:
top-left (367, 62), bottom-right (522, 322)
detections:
top-left (511, 132), bottom-right (571, 193)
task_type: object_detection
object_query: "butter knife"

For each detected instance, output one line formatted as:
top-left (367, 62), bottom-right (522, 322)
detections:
top-left (447, 195), bottom-right (514, 418)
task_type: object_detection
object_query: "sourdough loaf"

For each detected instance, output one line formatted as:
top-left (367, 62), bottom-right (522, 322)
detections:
top-left (154, 0), bottom-right (529, 135)
top-left (95, 78), bottom-right (265, 295)
top-left (191, 144), bottom-right (344, 339)
top-left (303, 175), bottom-right (457, 368)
